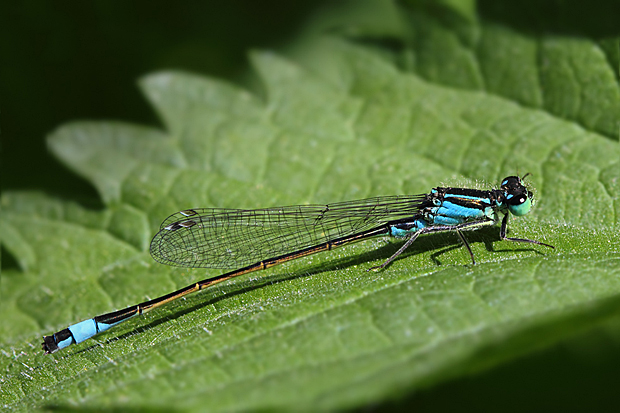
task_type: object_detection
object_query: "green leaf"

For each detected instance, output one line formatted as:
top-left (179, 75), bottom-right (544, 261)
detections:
top-left (2, 1), bottom-right (619, 411)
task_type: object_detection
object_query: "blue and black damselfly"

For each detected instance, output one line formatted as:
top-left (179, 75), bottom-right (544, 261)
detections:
top-left (42, 175), bottom-right (554, 353)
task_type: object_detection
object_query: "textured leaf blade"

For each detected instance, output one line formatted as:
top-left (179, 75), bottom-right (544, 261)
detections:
top-left (2, 1), bottom-right (619, 411)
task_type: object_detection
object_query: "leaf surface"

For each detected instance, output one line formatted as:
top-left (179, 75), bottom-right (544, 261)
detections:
top-left (2, 1), bottom-right (619, 411)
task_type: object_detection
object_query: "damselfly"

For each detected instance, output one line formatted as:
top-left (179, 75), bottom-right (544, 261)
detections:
top-left (42, 175), bottom-right (554, 353)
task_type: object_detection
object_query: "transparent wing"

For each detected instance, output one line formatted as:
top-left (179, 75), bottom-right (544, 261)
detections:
top-left (150, 195), bottom-right (424, 268)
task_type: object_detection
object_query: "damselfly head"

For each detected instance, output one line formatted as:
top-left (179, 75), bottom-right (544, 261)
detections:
top-left (500, 175), bottom-right (533, 216)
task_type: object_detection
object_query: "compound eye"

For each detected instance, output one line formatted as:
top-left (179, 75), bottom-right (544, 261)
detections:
top-left (507, 193), bottom-right (532, 216)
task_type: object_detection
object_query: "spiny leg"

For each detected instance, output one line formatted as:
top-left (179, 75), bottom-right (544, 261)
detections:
top-left (368, 231), bottom-right (422, 271)
top-left (455, 229), bottom-right (476, 264)
top-left (449, 219), bottom-right (497, 265)
top-left (369, 219), bottom-right (496, 271)
top-left (499, 214), bottom-right (554, 249)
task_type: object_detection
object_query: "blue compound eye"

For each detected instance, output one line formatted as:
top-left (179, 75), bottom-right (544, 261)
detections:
top-left (507, 194), bottom-right (532, 216)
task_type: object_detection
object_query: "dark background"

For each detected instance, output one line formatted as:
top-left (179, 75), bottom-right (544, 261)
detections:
top-left (2, 1), bottom-right (327, 203)
top-left (2, 1), bottom-right (619, 411)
